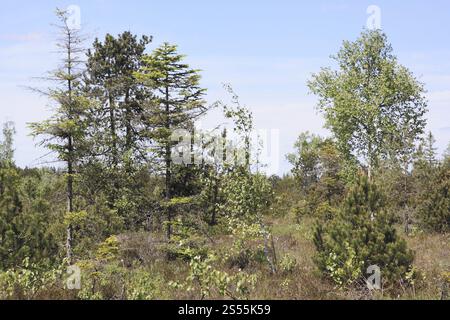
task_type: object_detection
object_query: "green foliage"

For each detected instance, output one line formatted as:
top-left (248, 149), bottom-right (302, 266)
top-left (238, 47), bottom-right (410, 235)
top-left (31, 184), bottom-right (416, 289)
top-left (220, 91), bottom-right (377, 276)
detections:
top-left (410, 134), bottom-right (449, 233)
top-left (314, 202), bottom-right (339, 221)
top-left (220, 170), bottom-right (273, 221)
top-left (165, 218), bottom-right (258, 299)
top-left (225, 216), bottom-right (268, 269)
top-left (2, 11), bottom-right (447, 301)
top-left (279, 254), bottom-right (298, 274)
top-left (313, 175), bottom-right (414, 289)
top-left (77, 256), bottom-right (167, 300)
top-left (164, 218), bottom-right (208, 261)
top-left (269, 175), bottom-right (300, 218)
top-left (85, 31), bottom-right (152, 163)
top-left (0, 131), bottom-right (61, 269)
top-left (287, 133), bottom-right (347, 217)
top-left (96, 236), bottom-right (120, 261)
top-left (76, 261), bottom-right (124, 300)
top-left (287, 132), bottom-right (323, 190)
top-left (134, 42), bottom-right (207, 167)
top-left (416, 132), bottom-right (438, 166)
top-left (64, 210), bottom-right (88, 227)
top-left (84, 31), bottom-right (153, 229)
top-left (290, 199), bottom-right (310, 223)
top-left (125, 269), bottom-right (165, 300)
top-left (415, 162), bottom-right (450, 233)
top-left (323, 242), bottom-right (363, 286)
top-left (170, 254), bottom-right (257, 300)
top-left (28, 10), bottom-right (91, 165)
top-left (0, 122), bottom-right (15, 165)
top-left (308, 29), bottom-right (427, 176)
top-left (0, 258), bottom-right (67, 299)
top-left (134, 42), bottom-right (207, 238)
top-left (28, 9), bottom-right (94, 262)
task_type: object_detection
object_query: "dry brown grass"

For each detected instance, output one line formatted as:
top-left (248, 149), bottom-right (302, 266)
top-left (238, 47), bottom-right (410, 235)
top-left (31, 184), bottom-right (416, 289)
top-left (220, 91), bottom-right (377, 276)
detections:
top-left (402, 231), bottom-right (450, 299)
top-left (98, 215), bottom-right (448, 300)
top-left (4, 215), bottom-right (446, 300)
top-left (251, 214), bottom-right (450, 300)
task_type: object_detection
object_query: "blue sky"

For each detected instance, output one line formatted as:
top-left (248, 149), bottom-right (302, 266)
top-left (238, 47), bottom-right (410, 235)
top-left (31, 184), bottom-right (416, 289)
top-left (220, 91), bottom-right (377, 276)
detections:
top-left (1, 0), bottom-right (449, 174)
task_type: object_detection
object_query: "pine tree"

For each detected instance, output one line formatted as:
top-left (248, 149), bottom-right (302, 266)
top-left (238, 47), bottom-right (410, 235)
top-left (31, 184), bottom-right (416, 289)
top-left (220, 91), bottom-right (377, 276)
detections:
top-left (84, 32), bottom-right (152, 228)
top-left (313, 174), bottom-right (414, 288)
top-left (85, 31), bottom-right (152, 165)
top-left (135, 43), bottom-right (207, 238)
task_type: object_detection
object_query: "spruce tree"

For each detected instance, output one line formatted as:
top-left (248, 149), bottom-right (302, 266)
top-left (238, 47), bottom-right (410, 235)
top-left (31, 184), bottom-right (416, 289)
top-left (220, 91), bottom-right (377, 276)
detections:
top-left (424, 132), bottom-right (438, 165)
top-left (29, 9), bottom-right (89, 263)
top-left (135, 43), bottom-right (207, 238)
top-left (411, 132), bottom-right (449, 232)
top-left (415, 160), bottom-right (450, 233)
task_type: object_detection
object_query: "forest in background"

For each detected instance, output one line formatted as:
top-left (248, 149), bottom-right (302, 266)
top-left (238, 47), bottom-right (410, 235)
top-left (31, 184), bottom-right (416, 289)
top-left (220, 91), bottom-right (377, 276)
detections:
top-left (0, 9), bottom-right (448, 300)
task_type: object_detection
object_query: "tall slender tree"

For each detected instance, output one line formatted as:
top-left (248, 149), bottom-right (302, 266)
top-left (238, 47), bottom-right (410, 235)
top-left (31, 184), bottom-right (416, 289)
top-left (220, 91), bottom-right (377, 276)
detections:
top-left (135, 43), bottom-right (207, 238)
top-left (29, 9), bottom-right (89, 263)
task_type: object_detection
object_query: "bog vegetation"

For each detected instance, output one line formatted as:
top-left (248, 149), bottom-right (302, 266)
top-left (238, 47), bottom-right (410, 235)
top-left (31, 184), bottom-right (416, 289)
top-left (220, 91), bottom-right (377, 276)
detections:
top-left (0, 10), bottom-right (448, 300)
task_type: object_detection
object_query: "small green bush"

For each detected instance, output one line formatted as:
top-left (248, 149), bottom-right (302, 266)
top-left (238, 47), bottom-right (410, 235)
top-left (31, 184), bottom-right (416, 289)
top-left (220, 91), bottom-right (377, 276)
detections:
top-left (313, 175), bottom-right (414, 289)
top-left (279, 254), bottom-right (298, 274)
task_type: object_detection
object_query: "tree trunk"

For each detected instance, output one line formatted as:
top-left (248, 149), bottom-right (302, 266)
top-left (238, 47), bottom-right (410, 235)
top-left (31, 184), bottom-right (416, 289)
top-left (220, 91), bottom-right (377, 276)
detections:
top-left (124, 89), bottom-right (132, 153)
top-left (210, 175), bottom-right (218, 225)
top-left (403, 161), bottom-right (410, 235)
top-left (66, 224), bottom-right (73, 264)
top-left (165, 83), bottom-right (172, 240)
top-left (166, 144), bottom-right (172, 239)
top-left (66, 146), bottom-right (74, 264)
top-left (66, 38), bottom-right (74, 264)
top-left (109, 94), bottom-right (118, 167)
top-left (368, 141), bottom-right (373, 182)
